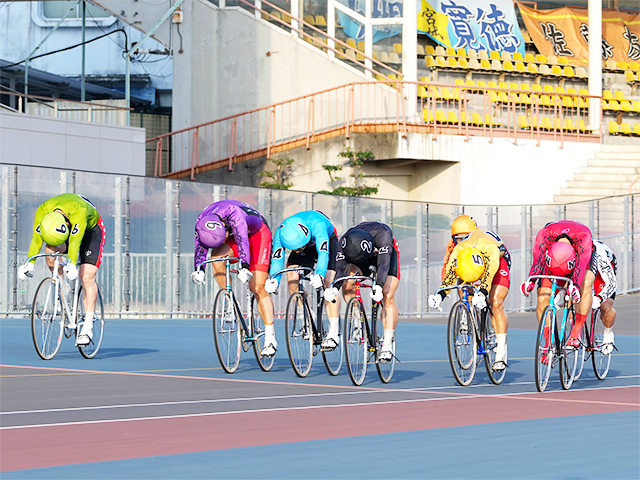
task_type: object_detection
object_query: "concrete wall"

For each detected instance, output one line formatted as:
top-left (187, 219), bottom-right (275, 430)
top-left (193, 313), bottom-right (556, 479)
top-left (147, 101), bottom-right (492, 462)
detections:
top-left (0, 110), bottom-right (145, 176)
top-left (172, 1), bottom-right (368, 132)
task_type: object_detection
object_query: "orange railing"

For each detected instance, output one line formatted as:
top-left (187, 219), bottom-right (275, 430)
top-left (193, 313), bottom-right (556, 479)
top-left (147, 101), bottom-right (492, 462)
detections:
top-left (148, 81), bottom-right (602, 179)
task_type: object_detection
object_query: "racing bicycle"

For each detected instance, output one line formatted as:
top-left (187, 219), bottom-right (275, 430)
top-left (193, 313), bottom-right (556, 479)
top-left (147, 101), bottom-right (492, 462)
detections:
top-left (573, 303), bottom-right (614, 381)
top-left (23, 253), bottom-right (104, 360)
top-left (528, 275), bottom-right (579, 392)
top-left (436, 283), bottom-right (505, 386)
top-left (337, 267), bottom-right (395, 386)
top-left (271, 266), bottom-right (343, 378)
top-left (202, 256), bottom-right (274, 373)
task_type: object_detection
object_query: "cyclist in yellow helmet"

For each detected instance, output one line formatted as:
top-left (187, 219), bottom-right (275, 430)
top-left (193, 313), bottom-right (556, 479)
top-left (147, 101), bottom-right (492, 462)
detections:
top-left (442, 215), bottom-right (478, 280)
top-left (430, 229), bottom-right (512, 371)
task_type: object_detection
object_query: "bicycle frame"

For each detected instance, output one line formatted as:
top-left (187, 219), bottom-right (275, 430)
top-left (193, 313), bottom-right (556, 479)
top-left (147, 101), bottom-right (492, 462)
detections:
top-left (436, 283), bottom-right (488, 355)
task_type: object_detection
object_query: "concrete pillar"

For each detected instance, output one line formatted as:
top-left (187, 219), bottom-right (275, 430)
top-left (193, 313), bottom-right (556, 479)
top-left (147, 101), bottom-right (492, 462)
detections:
top-left (588, 0), bottom-right (602, 133)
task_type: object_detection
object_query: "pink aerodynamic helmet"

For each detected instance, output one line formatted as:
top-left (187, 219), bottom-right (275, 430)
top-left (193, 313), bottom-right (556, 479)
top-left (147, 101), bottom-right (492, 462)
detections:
top-left (545, 241), bottom-right (576, 277)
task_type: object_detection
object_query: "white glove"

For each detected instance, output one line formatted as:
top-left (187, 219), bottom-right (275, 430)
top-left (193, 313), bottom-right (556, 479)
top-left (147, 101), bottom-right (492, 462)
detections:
top-left (568, 284), bottom-right (581, 304)
top-left (17, 262), bottom-right (34, 280)
top-left (265, 278), bottom-right (279, 294)
top-left (237, 268), bottom-right (253, 284)
top-left (472, 291), bottom-right (487, 310)
top-left (310, 274), bottom-right (324, 289)
top-left (371, 285), bottom-right (383, 303)
top-left (324, 287), bottom-right (339, 302)
top-left (64, 263), bottom-right (78, 281)
top-left (191, 270), bottom-right (205, 285)
top-left (591, 295), bottom-right (602, 310)
top-left (429, 294), bottom-right (442, 311)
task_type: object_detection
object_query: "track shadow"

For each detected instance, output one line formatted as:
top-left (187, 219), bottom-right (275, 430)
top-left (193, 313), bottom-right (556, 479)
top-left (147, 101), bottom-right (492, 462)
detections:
top-left (87, 347), bottom-right (160, 358)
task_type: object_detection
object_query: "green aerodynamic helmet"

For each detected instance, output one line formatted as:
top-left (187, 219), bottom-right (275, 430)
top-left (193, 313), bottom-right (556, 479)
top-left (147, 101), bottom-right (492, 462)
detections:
top-left (40, 212), bottom-right (69, 246)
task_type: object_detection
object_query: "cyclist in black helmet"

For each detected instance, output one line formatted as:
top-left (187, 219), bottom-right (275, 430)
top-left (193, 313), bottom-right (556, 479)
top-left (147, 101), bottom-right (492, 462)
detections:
top-left (328, 222), bottom-right (400, 362)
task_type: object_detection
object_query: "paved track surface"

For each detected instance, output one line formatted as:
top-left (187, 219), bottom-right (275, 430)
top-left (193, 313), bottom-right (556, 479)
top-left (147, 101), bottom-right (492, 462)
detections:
top-left (2, 293), bottom-right (638, 479)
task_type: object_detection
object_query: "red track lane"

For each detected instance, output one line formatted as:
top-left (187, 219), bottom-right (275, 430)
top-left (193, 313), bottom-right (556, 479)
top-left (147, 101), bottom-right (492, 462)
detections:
top-left (2, 386), bottom-right (639, 472)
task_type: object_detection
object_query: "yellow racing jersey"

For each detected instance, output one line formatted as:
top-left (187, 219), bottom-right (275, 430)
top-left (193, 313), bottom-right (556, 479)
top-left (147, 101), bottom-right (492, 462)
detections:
top-left (27, 194), bottom-right (99, 265)
top-left (440, 230), bottom-right (507, 294)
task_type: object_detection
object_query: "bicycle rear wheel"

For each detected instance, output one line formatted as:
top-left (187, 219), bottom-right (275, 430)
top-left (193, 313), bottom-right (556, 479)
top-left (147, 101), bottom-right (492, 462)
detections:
top-left (560, 306), bottom-right (578, 390)
top-left (77, 284), bottom-right (105, 359)
top-left (535, 306), bottom-right (555, 392)
top-left (250, 295), bottom-right (275, 372)
top-left (31, 278), bottom-right (64, 360)
top-left (285, 292), bottom-right (313, 378)
top-left (213, 289), bottom-right (241, 374)
top-left (375, 303), bottom-right (395, 384)
top-left (483, 309), bottom-right (506, 385)
top-left (322, 313), bottom-right (343, 376)
top-left (573, 322), bottom-right (588, 381)
top-left (344, 298), bottom-right (367, 386)
top-left (591, 309), bottom-right (612, 380)
top-left (447, 301), bottom-right (477, 386)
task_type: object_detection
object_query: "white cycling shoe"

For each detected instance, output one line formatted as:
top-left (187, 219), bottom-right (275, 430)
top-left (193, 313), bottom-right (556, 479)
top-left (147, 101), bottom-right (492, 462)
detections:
top-left (378, 349), bottom-right (393, 363)
top-left (321, 336), bottom-right (339, 352)
top-left (260, 343), bottom-right (277, 358)
top-left (602, 330), bottom-right (615, 355)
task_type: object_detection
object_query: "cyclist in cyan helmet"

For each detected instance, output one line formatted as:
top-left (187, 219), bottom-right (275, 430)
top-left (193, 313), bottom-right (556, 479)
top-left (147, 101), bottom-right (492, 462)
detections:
top-left (521, 220), bottom-right (594, 348)
top-left (266, 210), bottom-right (344, 351)
top-left (442, 215), bottom-right (478, 280)
top-left (191, 200), bottom-right (276, 358)
top-left (430, 229), bottom-right (512, 371)
top-left (329, 222), bottom-right (400, 362)
top-left (18, 193), bottom-right (106, 347)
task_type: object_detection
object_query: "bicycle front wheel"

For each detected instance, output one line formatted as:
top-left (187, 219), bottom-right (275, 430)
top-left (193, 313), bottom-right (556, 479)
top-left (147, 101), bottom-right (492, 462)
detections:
top-left (322, 313), bottom-right (343, 376)
top-left (213, 289), bottom-right (241, 374)
top-left (344, 298), bottom-right (367, 386)
top-left (375, 303), bottom-right (395, 384)
top-left (77, 284), bottom-right (105, 359)
top-left (535, 306), bottom-right (555, 392)
top-left (285, 292), bottom-right (313, 378)
top-left (560, 306), bottom-right (578, 390)
top-left (591, 309), bottom-right (612, 380)
top-left (250, 295), bottom-right (275, 372)
top-left (447, 301), bottom-right (477, 387)
top-left (31, 278), bottom-right (64, 360)
top-left (483, 310), bottom-right (506, 385)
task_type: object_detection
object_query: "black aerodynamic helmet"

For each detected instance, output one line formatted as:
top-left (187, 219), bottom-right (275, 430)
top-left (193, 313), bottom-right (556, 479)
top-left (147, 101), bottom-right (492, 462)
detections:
top-left (341, 229), bottom-right (375, 264)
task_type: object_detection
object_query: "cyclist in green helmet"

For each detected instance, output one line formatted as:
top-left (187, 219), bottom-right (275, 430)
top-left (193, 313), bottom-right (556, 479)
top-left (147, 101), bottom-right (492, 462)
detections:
top-left (18, 193), bottom-right (106, 347)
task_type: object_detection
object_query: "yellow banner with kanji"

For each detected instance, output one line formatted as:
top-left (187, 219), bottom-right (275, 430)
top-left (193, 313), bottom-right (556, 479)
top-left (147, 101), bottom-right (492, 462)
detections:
top-left (518, 3), bottom-right (640, 65)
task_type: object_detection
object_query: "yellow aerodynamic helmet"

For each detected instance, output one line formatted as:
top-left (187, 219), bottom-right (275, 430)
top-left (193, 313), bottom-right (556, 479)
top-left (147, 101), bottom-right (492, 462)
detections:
top-left (451, 215), bottom-right (478, 236)
top-left (455, 247), bottom-right (485, 283)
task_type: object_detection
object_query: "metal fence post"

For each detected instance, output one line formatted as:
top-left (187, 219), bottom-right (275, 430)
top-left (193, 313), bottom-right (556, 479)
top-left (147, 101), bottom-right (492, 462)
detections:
top-left (114, 176), bottom-right (122, 316)
top-left (632, 195), bottom-right (635, 291)
top-left (425, 203), bottom-right (430, 310)
top-left (59, 171), bottom-right (67, 194)
top-left (11, 167), bottom-right (18, 311)
top-left (166, 181), bottom-right (174, 316)
top-left (175, 182), bottom-right (181, 313)
top-left (381, 201), bottom-right (387, 224)
top-left (588, 200), bottom-right (595, 236)
top-left (623, 196), bottom-right (629, 293)
top-left (341, 197), bottom-right (348, 231)
top-left (487, 206), bottom-right (494, 231)
top-left (213, 185), bottom-right (221, 203)
top-left (520, 206), bottom-right (527, 311)
top-left (416, 203), bottom-right (423, 315)
top-left (300, 193), bottom-right (308, 211)
top-left (125, 177), bottom-right (131, 312)
top-left (0, 167), bottom-right (9, 311)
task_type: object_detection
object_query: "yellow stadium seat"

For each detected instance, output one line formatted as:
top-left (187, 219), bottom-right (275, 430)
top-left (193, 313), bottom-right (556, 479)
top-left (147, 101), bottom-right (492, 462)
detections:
top-left (488, 81), bottom-right (498, 89)
top-left (556, 86), bottom-right (566, 94)
top-left (345, 49), bottom-right (357, 61)
top-left (558, 56), bottom-right (569, 65)
top-left (498, 81), bottom-right (508, 90)
top-left (503, 60), bottom-right (514, 71)
top-left (535, 54), bottom-right (547, 64)
top-left (541, 117), bottom-right (553, 130)
top-left (574, 96), bottom-right (586, 109)
top-left (451, 87), bottom-right (461, 101)
top-left (387, 74), bottom-right (397, 81)
top-left (544, 85), bottom-right (554, 93)
top-left (423, 109), bottom-right (434, 123)
top-left (602, 99), bottom-right (608, 109)
top-left (500, 51), bottom-right (512, 62)
top-left (603, 90), bottom-right (614, 101)
top-left (564, 66), bottom-right (575, 77)
top-left (629, 61), bottom-right (639, 72)
top-left (458, 58), bottom-right (469, 68)
top-left (551, 65), bottom-right (562, 76)
top-left (621, 100), bottom-right (632, 112)
top-left (513, 52), bottom-right (524, 62)
top-left (498, 91), bottom-right (509, 103)
top-left (379, 51), bottom-right (390, 63)
top-left (436, 56), bottom-right (447, 67)
top-left (468, 58), bottom-right (481, 69)
top-left (626, 71), bottom-right (637, 82)
top-left (491, 59), bottom-right (503, 70)
top-left (439, 87), bottom-right (452, 100)
top-left (436, 110), bottom-right (447, 124)
top-left (614, 90), bottom-right (626, 101)
top-left (485, 113), bottom-right (500, 126)
top-left (524, 53), bottom-right (535, 63)
top-left (447, 57), bottom-right (458, 68)
top-left (488, 90), bottom-right (498, 103)
top-left (435, 46), bottom-right (446, 57)
top-left (447, 111), bottom-right (459, 124)
top-left (357, 40), bottom-right (365, 51)
top-left (446, 47), bottom-right (456, 57)
top-left (532, 84), bottom-right (543, 93)
top-left (490, 50), bottom-right (501, 60)
top-left (632, 101), bottom-right (640, 113)
top-left (417, 85), bottom-right (428, 98)
top-left (479, 50), bottom-right (489, 60)
top-left (579, 88), bottom-right (589, 96)
top-left (617, 61), bottom-right (629, 71)
top-left (455, 78), bottom-right (465, 86)
top-left (521, 83), bottom-right (531, 92)
top-left (547, 55), bottom-right (558, 65)
top-left (425, 45), bottom-right (436, 56)
top-left (579, 120), bottom-right (588, 132)
top-left (456, 48), bottom-right (467, 58)
top-left (527, 63), bottom-right (538, 74)
top-left (420, 76), bottom-right (430, 83)
top-left (539, 64), bottom-right (551, 75)
top-left (509, 82), bottom-right (519, 90)
top-left (315, 15), bottom-right (327, 26)
top-left (567, 88), bottom-right (577, 95)
top-left (477, 80), bottom-right (487, 89)
top-left (467, 49), bottom-right (478, 60)
top-left (608, 100), bottom-right (621, 111)
top-left (634, 123), bottom-right (640, 135)
top-left (530, 116), bottom-right (539, 129)
top-left (471, 112), bottom-right (484, 125)
top-left (417, 44), bottom-right (425, 56)
top-left (346, 38), bottom-right (357, 49)
top-left (605, 59), bottom-right (618, 70)
top-left (304, 14), bottom-right (315, 24)
top-left (540, 94), bottom-right (553, 107)
top-left (575, 67), bottom-right (588, 78)
top-left (620, 123), bottom-right (632, 135)
top-left (480, 59), bottom-right (491, 69)
top-left (282, 12), bottom-right (291, 23)
top-left (393, 43), bottom-right (403, 54)
top-left (554, 118), bottom-right (563, 130)
top-left (425, 56), bottom-right (435, 67)
top-left (518, 116), bottom-right (531, 129)
top-left (564, 118), bottom-right (577, 131)
top-left (515, 61), bottom-right (526, 72)
top-left (389, 52), bottom-right (401, 63)
top-left (562, 96), bottom-right (574, 108)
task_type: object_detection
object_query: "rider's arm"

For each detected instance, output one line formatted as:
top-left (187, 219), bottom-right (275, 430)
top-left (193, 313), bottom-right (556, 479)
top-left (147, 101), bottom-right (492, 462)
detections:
top-left (529, 227), bottom-right (552, 278)
top-left (269, 231), bottom-right (285, 285)
top-left (26, 206), bottom-right (47, 262)
top-left (374, 229), bottom-right (394, 287)
top-left (312, 224), bottom-right (331, 279)
top-left (226, 208), bottom-right (252, 269)
top-left (570, 230), bottom-right (593, 288)
top-left (437, 245), bottom-right (462, 298)
top-left (442, 239), bottom-right (455, 280)
top-left (194, 238), bottom-right (209, 272)
top-left (478, 245), bottom-right (500, 295)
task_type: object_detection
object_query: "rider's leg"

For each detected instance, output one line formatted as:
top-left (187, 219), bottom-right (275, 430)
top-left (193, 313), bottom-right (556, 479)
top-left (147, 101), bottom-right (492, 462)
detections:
top-left (570, 270), bottom-right (595, 340)
top-left (323, 270), bottom-right (340, 342)
top-left (45, 244), bottom-right (66, 276)
top-left (77, 263), bottom-right (98, 340)
top-left (600, 298), bottom-right (616, 353)
top-left (490, 283), bottom-right (509, 366)
top-left (381, 275), bottom-right (399, 353)
top-left (536, 284), bottom-right (552, 322)
top-left (340, 264), bottom-right (361, 303)
top-left (250, 270), bottom-right (277, 351)
top-left (210, 244), bottom-right (234, 289)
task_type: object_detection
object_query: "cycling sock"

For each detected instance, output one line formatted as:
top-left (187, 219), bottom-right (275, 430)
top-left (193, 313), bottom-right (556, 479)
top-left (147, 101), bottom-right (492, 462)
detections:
top-left (570, 313), bottom-right (587, 339)
top-left (328, 317), bottom-right (339, 339)
top-left (382, 328), bottom-right (394, 351)
top-left (81, 312), bottom-right (94, 336)
top-left (495, 333), bottom-right (507, 359)
top-left (264, 323), bottom-right (277, 347)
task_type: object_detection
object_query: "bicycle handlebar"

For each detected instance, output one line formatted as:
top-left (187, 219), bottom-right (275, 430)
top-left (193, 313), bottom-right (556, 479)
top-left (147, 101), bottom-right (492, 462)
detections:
top-left (196, 256), bottom-right (240, 270)
top-left (331, 275), bottom-right (375, 288)
top-left (435, 283), bottom-right (479, 295)
top-left (269, 266), bottom-right (314, 280)
top-left (526, 275), bottom-right (574, 290)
